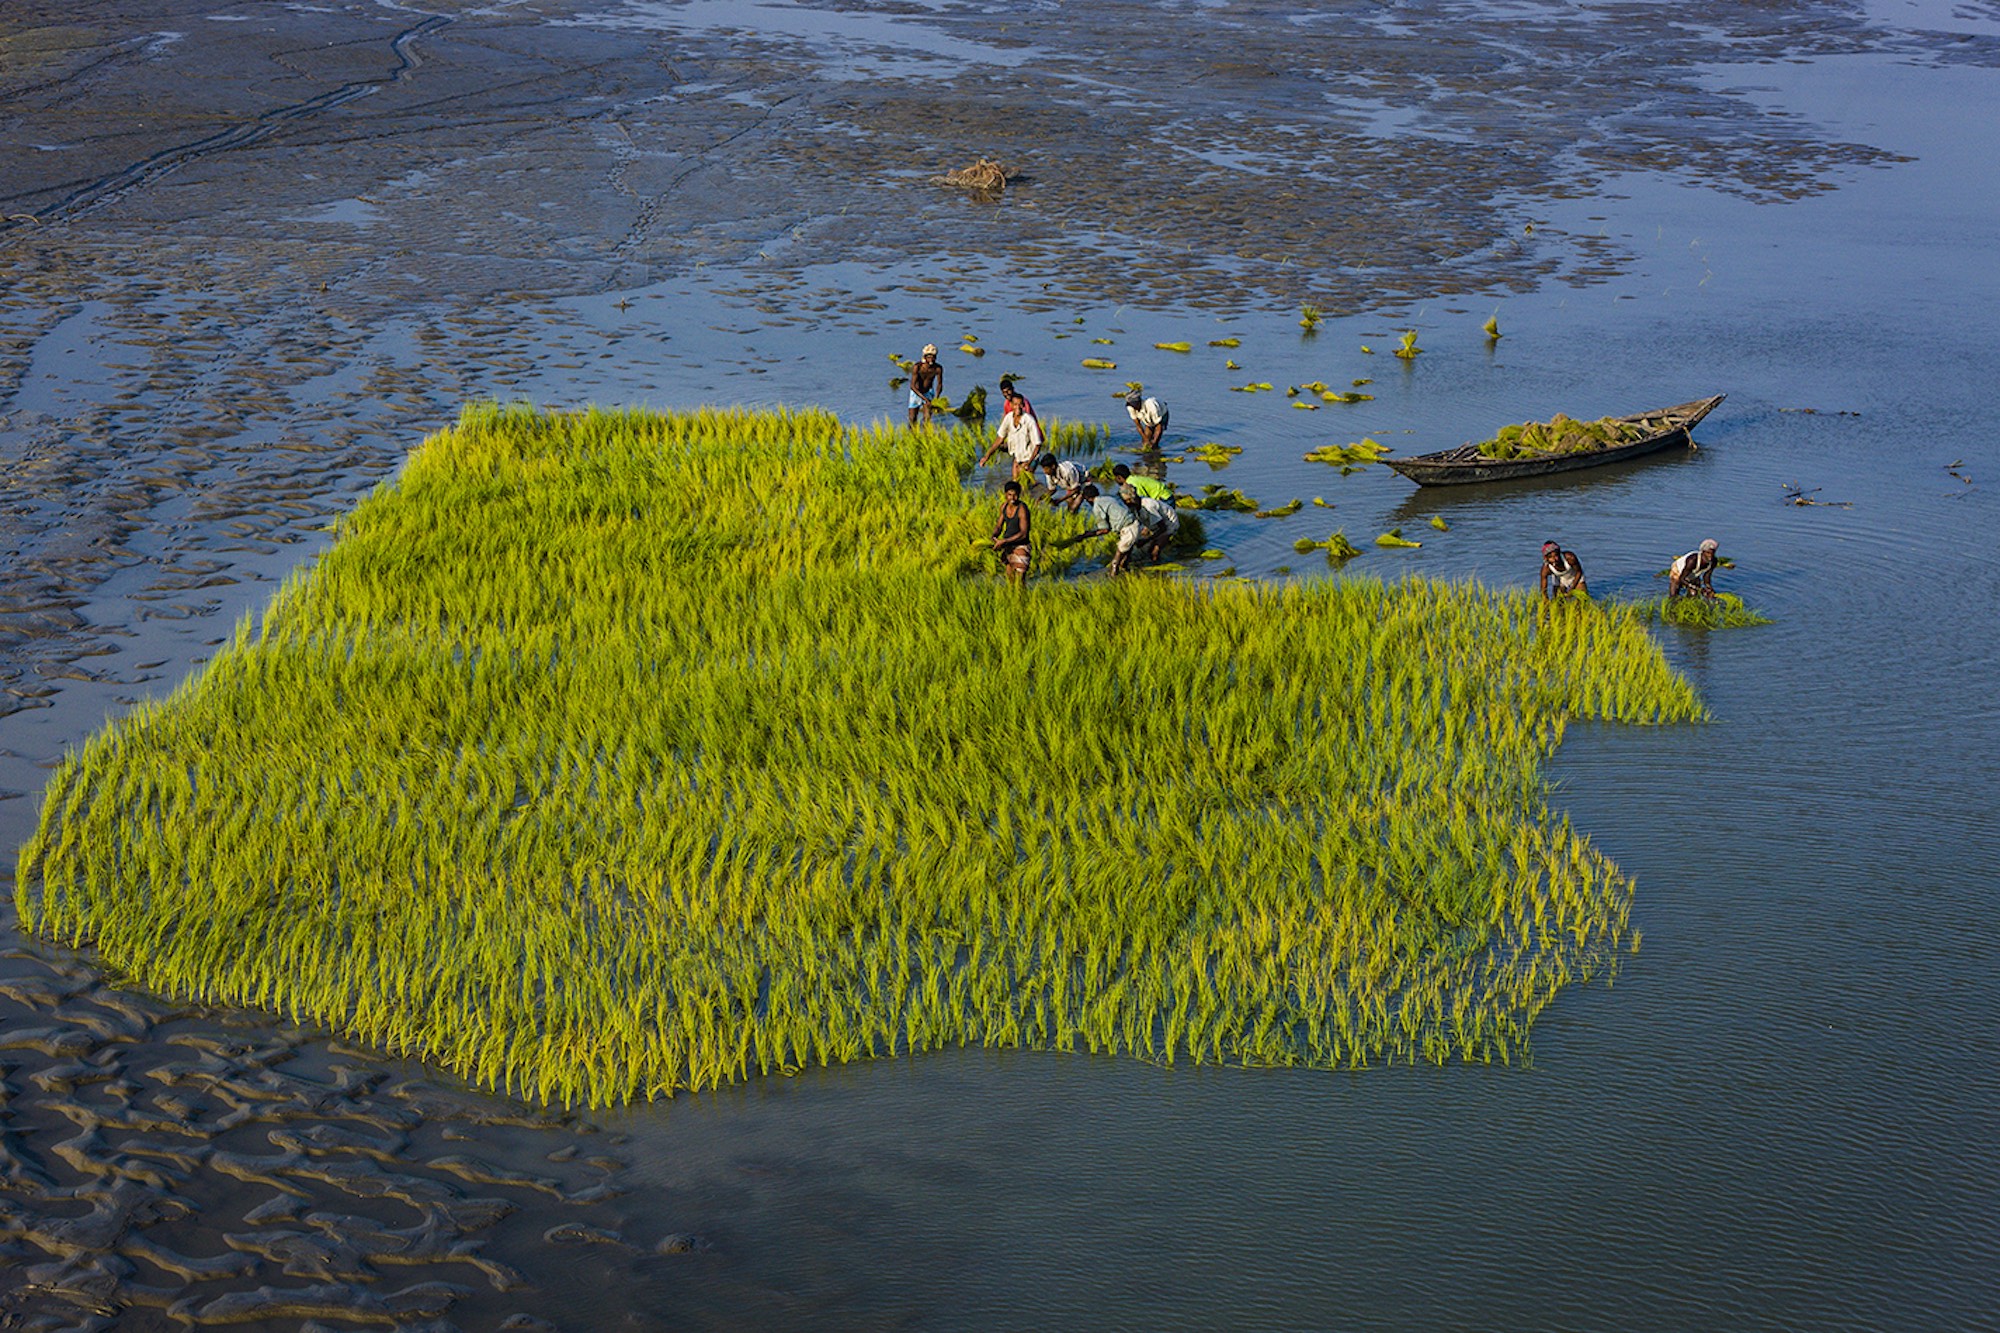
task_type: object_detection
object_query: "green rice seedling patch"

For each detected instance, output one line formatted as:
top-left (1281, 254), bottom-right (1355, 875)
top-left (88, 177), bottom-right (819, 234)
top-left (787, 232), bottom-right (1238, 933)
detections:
top-left (1376, 528), bottom-right (1423, 548)
top-left (1631, 594), bottom-right (1771, 628)
top-left (18, 404), bottom-right (1708, 1107)
top-left (1254, 499), bottom-right (1303, 519)
top-left (1208, 338), bottom-right (1241, 348)
top-left (1082, 357), bottom-right (1118, 370)
top-left (1154, 342), bottom-right (1193, 353)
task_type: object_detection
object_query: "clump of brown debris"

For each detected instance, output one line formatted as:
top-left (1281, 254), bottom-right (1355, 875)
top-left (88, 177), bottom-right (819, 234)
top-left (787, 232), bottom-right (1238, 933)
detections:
top-left (931, 158), bottom-right (1010, 192)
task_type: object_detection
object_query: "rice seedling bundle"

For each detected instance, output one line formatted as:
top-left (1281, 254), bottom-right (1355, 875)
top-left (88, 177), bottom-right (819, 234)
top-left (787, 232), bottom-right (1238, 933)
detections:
top-left (1631, 594), bottom-right (1770, 628)
top-left (17, 404), bottom-right (1706, 1107)
top-left (1478, 412), bottom-right (1651, 460)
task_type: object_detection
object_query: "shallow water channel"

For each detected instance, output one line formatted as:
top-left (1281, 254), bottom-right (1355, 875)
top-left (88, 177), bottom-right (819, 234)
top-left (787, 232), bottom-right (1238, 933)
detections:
top-left (2, 0), bottom-right (1996, 1327)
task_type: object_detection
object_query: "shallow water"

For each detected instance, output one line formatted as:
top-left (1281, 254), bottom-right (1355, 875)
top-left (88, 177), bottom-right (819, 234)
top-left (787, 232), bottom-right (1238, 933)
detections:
top-left (2, 0), bottom-right (1997, 1327)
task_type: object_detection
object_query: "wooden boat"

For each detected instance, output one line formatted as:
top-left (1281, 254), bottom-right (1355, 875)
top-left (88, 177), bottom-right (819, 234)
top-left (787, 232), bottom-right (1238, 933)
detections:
top-left (1384, 395), bottom-right (1725, 486)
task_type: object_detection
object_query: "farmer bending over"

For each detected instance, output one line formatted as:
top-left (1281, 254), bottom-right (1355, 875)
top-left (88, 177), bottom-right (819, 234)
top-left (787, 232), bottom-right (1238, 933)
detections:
top-left (1540, 540), bottom-right (1587, 598)
top-left (1668, 538), bottom-right (1721, 598)
top-left (1137, 494), bottom-right (1181, 564)
top-left (1111, 462), bottom-right (1172, 506)
top-left (1125, 389), bottom-right (1169, 450)
top-left (1038, 452), bottom-right (1089, 511)
top-left (1075, 483), bottom-right (1141, 576)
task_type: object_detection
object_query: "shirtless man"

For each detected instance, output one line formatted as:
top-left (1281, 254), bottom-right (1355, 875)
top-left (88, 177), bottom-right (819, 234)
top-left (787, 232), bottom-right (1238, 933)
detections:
top-left (1540, 540), bottom-right (1587, 598)
top-left (906, 344), bottom-right (944, 427)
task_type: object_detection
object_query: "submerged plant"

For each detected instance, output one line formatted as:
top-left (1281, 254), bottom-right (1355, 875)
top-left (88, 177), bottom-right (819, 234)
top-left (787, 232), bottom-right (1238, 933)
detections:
top-left (1430, 515), bottom-right (1450, 531)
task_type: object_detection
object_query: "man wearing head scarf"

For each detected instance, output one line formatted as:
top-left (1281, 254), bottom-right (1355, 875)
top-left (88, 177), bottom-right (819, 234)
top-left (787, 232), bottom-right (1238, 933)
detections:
top-left (1125, 389), bottom-right (1169, 450)
top-left (1539, 540), bottom-right (1587, 599)
top-left (907, 344), bottom-right (945, 427)
top-left (1668, 538), bottom-right (1722, 598)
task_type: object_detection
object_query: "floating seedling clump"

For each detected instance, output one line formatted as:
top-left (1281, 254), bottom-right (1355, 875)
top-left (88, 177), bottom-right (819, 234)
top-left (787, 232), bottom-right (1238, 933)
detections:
top-left (1184, 442), bottom-right (1243, 469)
top-left (17, 405), bottom-right (1708, 1107)
top-left (1632, 593), bottom-right (1771, 628)
top-left (1303, 438), bottom-right (1390, 469)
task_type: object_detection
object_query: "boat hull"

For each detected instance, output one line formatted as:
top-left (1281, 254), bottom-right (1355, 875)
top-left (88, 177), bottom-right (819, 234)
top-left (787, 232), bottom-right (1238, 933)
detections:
top-left (1384, 396), bottom-right (1725, 487)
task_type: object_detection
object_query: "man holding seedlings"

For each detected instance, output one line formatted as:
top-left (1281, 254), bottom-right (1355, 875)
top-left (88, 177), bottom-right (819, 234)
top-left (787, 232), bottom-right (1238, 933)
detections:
top-left (1126, 389), bottom-right (1170, 449)
top-left (1073, 483), bottom-right (1141, 575)
top-left (1540, 540), bottom-right (1587, 598)
top-left (991, 481), bottom-right (1033, 582)
top-left (980, 383), bottom-right (1045, 483)
top-left (1038, 452), bottom-right (1089, 510)
top-left (907, 344), bottom-right (945, 427)
top-left (1668, 538), bottom-right (1722, 598)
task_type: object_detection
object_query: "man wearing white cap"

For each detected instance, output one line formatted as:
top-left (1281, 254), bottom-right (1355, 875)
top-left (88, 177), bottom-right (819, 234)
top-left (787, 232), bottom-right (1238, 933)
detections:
top-left (907, 344), bottom-right (944, 427)
top-left (1668, 538), bottom-right (1721, 598)
top-left (1125, 389), bottom-right (1169, 450)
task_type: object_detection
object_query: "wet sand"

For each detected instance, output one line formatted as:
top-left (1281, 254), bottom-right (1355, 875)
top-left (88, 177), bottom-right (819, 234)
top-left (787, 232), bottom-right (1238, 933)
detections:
top-left (4, 0), bottom-right (1997, 1327)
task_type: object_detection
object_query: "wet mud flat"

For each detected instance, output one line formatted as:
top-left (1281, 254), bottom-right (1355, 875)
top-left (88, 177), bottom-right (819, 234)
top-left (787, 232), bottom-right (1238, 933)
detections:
top-left (0, 936), bottom-right (713, 1331)
top-left (1, 0), bottom-right (1992, 1327)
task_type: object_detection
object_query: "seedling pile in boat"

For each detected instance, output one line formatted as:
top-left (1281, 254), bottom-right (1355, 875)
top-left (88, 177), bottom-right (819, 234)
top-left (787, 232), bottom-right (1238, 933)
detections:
top-left (17, 404), bottom-right (1706, 1108)
top-left (1479, 412), bottom-right (1653, 460)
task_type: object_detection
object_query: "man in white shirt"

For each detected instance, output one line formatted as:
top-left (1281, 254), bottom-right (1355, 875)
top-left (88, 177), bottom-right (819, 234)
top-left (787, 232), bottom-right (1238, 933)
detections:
top-left (979, 384), bottom-right (1045, 484)
top-left (1125, 389), bottom-right (1169, 450)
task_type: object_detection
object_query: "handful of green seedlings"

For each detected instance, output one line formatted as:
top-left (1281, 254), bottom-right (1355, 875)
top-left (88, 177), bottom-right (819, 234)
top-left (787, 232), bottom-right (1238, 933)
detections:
top-left (1478, 413), bottom-right (1650, 460)
top-left (17, 404), bottom-right (1707, 1107)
